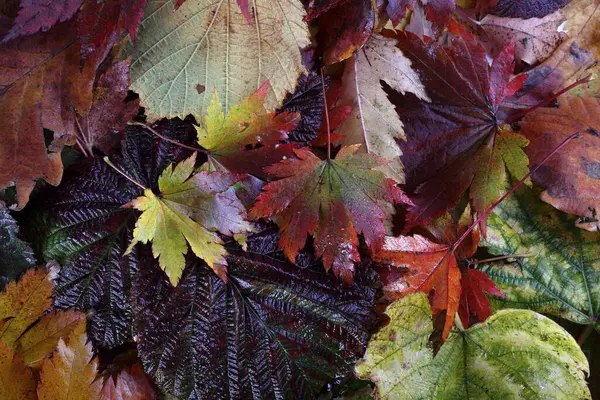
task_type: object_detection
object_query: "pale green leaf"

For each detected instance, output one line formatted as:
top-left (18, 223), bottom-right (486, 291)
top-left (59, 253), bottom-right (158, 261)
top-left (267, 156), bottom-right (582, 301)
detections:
top-left (129, 0), bottom-right (310, 121)
top-left (356, 293), bottom-right (591, 399)
top-left (479, 186), bottom-right (600, 329)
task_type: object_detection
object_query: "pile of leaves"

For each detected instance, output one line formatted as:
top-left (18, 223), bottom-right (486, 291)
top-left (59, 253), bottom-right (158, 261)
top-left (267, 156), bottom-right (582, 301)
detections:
top-left (0, 0), bottom-right (599, 398)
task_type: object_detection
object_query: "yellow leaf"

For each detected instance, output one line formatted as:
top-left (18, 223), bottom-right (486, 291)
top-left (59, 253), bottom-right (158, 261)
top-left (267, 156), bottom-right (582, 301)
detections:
top-left (0, 340), bottom-right (36, 400)
top-left (37, 320), bottom-right (102, 400)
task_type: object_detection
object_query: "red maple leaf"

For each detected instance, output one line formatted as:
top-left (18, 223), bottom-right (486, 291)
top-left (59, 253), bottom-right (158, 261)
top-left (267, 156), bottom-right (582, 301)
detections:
top-left (459, 269), bottom-right (504, 326)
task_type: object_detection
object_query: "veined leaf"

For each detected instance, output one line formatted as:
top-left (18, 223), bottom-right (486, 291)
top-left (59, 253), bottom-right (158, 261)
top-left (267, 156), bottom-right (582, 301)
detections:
top-left (478, 186), bottom-right (600, 329)
top-left (131, 227), bottom-right (376, 399)
top-left (356, 293), bottom-right (591, 399)
top-left (129, 0), bottom-right (310, 121)
top-left (0, 206), bottom-right (35, 289)
top-left (0, 340), bottom-right (36, 400)
top-left (126, 152), bottom-right (254, 285)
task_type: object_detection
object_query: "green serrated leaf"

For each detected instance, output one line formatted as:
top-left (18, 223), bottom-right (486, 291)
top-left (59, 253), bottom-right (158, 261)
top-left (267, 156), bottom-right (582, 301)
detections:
top-left (356, 293), bottom-right (591, 399)
top-left (478, 186), bottom-right (600, 330)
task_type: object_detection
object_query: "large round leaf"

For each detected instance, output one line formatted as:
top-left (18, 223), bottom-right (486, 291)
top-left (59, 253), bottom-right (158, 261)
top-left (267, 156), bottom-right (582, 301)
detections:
top-left (356, 293), bottom-right (591, 399)
top-left (131, 227), bottom-right (377, 399)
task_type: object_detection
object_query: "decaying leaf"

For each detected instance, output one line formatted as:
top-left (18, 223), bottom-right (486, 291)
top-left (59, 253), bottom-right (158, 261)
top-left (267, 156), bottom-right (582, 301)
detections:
top-left (486, 0), bottom-right (572, 18)
top-left (129, 0), bottom-right (311, 120)
top-left (126, 152), bottom-right (253, 285)
top-left (336, 34), bottom-right (429, 182)
top-left (521, 95), bottom-right (600, 219)
top-left (250, 145), bottom-right (410, 282)
top-left (37, 320), bottom-right (103, 400)
top-left (131, 227), bottom-right (376, 399)
top-left (479, 186), bottom-right (600, 330)
top-left (355, 292), bottom-right (591, 399)
top-left (195, 82), bottom-right (299, 177)
top-left (100, 363), bottom-right (157, 400)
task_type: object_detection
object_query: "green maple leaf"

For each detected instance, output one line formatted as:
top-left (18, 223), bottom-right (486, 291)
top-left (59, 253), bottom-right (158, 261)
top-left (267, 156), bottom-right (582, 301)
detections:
top-left (356, 293), bottom-right (591, 399)
top-left (125, 153), bottom-right (253, 285)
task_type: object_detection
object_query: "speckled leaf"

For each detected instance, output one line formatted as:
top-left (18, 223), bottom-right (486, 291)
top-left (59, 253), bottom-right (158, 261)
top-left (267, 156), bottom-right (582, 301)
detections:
top-left (128, 0), bottom-right (310, 121)
top-left (478, 186), bottom-right (600, 330)
top-left (356, 292), bottom-right (591, 399)
top-left (131, 227), bottom-right (377, 400)
top-left (28, 120), bottom-right (196, 348)
top-left (0, 206), bottom-right (35, 289)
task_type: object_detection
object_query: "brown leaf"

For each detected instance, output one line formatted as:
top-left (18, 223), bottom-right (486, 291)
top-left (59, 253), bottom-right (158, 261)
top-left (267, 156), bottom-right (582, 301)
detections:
top-left (0, 340), bottom-right (36, 400)
top-left (37, 319), bottom-right (102, 400)
top-left (0, 268), bottom-right (54, 349)
top-left (100, 363), bottom-right (157, 400)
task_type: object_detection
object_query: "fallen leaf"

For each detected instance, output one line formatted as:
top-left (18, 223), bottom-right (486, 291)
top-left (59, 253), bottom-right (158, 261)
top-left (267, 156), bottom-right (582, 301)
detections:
top-left (128, 0), bottom-right (310, 120)
top-left (195, 82), bottom-right (299, 177)
top-left (250, 145), bottom-right (410, 282)
top-left (459, 268), bottom-right (504, 325)
top-left (77, 58), bottom-right (140, 154)
top-left (356, 292), bottom-right (591, 399)
top-left (37, 320), bottom-right (103, 400)
top-left (126, 152), bottom-right (253, 285)
top-left (0, 206), bottom-right (36, 289)
top-left (478, 11), bottom-right (566, 65)
top-left (311, 80), bottom-right (353, 146)
top-left (521, 95), bottom-right (600, 219)
top-left (336, 34), bottom-right (429, 182)
top-left (485, 0), bottom-right (571, 18)
top-left (394, 32), bottom-right (529, 226)
top-left (0, 268), bottom-right (54, 349)
top-left (1, 0), bottom-right (83, 43)
top-left (100, 363), bottom-right (157, 400)
top-left (387, 0), bottom-right (456, 27)
top-left (0, 341), bottom-right (36, 400)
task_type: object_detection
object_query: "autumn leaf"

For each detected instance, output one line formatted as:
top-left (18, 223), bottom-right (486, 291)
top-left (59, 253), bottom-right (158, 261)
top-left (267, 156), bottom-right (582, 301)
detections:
top-left (250, 145), bottom-right (410, 282)
top-left (1, 0), bottom-right (83, 43)
top-left (0, 341), bottom-right (36, 400)
top-left (195, 82), bottom-right (300, 177)
top-left (355, 293), bottom-right (591, 399)
top-left (0, 21), bottom-right (109, 209)
top-left (100, 363), bottom-right (157, 400)
top-left (336, 34), bottom-right (428, 182)
top-left (0, 268), bottom-right (54, 349)
top-left (77, 58), bottom-right (140, 155)
top-left (0, 206), bottom-right (35, 289)
top-left (128, 0), bottom-right (310, 120)
top-left (484, 0), bottom-right (571, 18)
top-left (394, 31), bottom-right (529, 226)
top-left (37, 319), bottom-right (103, 400)
top-left (126, 152), bottom-right (253, 285)
top-left (387, 0), bottom-right (456, 27)
top-left (311, 80), bottom-right (353, 147)
top-left (77, 0), bottom-right (148, 62)
top-left (459, 268), bottom-right (504, 325)
top-left (131, 228), bottom-right (376, 399)
top-left (521, 95), bottom-right (600, 220)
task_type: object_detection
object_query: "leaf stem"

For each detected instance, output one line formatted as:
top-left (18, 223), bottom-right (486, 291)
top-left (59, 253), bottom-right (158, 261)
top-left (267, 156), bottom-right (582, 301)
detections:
top-left (353, 55), bottom-right (370, 153)
top-left (320, 67), bottom-right (332, 160)
top-left (103, 156), bottom-right (146, 190)
top-left (128, 121), bottom-right (208, 153)
top-left (469, 254), bottom-right (532, 265)
top-left (454, 313), bottom-right (465, 331)
top-left (504, 75), bottom-right (592, 123)
top-left (451, 132), bottom-right (580, 253)
top-left (577, 325), bottom-right (594, 346)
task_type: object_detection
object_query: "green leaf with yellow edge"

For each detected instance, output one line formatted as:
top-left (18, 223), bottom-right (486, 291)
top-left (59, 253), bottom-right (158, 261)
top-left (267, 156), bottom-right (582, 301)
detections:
top-left (0, 267), bottom-right (54, 349)
top-left (478, 186), bottom-right (600, 330)
top-left (195, 82), bottom-right (300, 176)
top-left (129, 0), bottom-right (310, 121)
top-left (14, 310), bottom-right (86, 368)
top-left (355, 293), bottom-right (591, 399)
top-left (37, 319), bottom-right (102, 400)
top-left (0, 340), bottom-right (36, 400)
top-left (125, 152), bottom-right (253, 285)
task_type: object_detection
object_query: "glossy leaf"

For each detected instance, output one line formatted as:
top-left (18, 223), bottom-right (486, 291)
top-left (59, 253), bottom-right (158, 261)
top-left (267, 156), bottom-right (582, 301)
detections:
top-left (0, 340), bottom-right (36, 400)
top-left (250, 145), bottom-right (410, 282)
top-left (336, 34), bottom-right (428, 182)
top-left (31, 121), bottom-right (196, 348)
top-left (278, 73), bottom-right (326, 142)
top-left (128, 0), bottom-right (310, 120)
top-left (1, 0), bottom-right (83, 43)
top-left (37, 320), bottom-right (103, 400)
top-left (356, 292), bottom-right (591, 399)
top-left (394, 31), bottom-right (529, 226)
top-left (521, 95), bottom-right (600, 220)
top-left (0, 206), bottom-right (35, 289)
top-left (195, 82), bottom-right (299, 177)
top-left (479, 186), bottom-right (600, 329)
top-left (126, 152), bottom-right (253, 285)
top-left (131, 227), bottom-right (376, 399)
